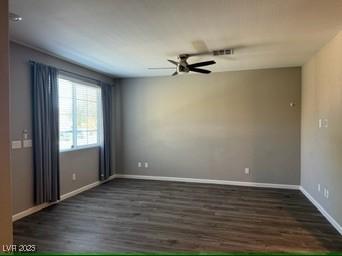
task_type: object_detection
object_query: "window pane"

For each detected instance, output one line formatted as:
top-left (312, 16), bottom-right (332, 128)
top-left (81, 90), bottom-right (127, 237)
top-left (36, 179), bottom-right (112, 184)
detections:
top-left (75, 87), bottom-right (100, 147)
top-left (88, 130), bottom-right (98, 145)
top-left (59, 97), bottom-right (73, 133)
top-left (77, 131), bottom-right (88, 146)
top-left (58, 75), bottom-right (102, 150)
top-left (87, 87), bottom-right (98, 102)
top-left (76, 99), bottom-right (88, 129)
top-left (87, 102), bottom-right (97, 130)
top-left (60, 131), bottom-right (73, 150)
top-left (58, 79), bottom-right (73, 98)
top-left (58, 78), bottom-right (74, 150)
top-left (60, 114), bottom-right (73, 131)
top-left (76, 84), bottom-right (88, 101)
top-left (59, 98), bottom-right (72, 115)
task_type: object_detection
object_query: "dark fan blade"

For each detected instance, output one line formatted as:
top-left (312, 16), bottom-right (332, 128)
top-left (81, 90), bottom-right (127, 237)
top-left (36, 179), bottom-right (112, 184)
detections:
top-left (189, 67), bottom-right (211, 74)
top-left (172, 71), bottom-right (178, 76)
top-left (148, 67), bottom-right (175, 70)
top-left (168, 59), bottom-right (178, 66)
top-left (187, 60), bottom-right (216, 68)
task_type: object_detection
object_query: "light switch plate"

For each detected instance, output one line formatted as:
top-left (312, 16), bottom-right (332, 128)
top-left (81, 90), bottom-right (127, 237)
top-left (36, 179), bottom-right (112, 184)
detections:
top-left (23, 139), bottom-right (32, 148)
top-left (319, 118), bottom-right (329, 128)
top-left (319, 119), bottom-right (323, 128)
top-left (12, 140), bottom-right (22, 149)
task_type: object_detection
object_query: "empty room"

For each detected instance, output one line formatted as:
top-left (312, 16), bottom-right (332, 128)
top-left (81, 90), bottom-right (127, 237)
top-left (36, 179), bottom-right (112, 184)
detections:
top-left (1, 0), bottom-right (342, 254)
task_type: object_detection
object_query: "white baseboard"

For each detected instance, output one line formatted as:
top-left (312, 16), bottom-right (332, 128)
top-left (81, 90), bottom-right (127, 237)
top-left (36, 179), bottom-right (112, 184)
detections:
top-left (12, 202), bottom-right (55, 222)
top-left (12, 174), bottom-right (116, 222)
top-left (300, 186), bottom-right (342, 235)
top-left (60, 174), bottom-right (115, 201)
top-left (115, 174), bottom-right (300, 190)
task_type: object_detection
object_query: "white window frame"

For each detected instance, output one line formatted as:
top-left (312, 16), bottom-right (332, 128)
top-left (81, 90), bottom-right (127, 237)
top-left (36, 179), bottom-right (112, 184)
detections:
top-left (58, 74), bottom-right (102, 152)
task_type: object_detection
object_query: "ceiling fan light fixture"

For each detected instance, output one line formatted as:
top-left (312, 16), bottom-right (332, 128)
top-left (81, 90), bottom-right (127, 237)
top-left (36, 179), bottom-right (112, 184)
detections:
top-left (9, 13), bottom-right (22, 22)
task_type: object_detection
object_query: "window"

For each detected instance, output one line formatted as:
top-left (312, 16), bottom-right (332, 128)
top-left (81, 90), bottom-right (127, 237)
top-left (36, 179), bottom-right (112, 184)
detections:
top-left (58, 75), bottom-right (102, 151)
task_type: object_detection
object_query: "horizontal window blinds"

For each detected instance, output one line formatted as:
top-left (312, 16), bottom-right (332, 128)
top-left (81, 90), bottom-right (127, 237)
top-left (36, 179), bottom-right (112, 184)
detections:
top-left (58, 76), bottom-right (102, 151)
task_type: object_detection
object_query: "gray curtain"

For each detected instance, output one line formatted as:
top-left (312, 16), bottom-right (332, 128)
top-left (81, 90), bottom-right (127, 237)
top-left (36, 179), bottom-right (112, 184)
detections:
top-left (99, 82), bottom-right (112, 180)
top-left (31, 61), bottom-right (60, 204)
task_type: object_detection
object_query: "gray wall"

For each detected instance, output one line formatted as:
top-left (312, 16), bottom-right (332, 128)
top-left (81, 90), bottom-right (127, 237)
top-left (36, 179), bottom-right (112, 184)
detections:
top-left (301, 31), bottom-right (342, 226)
top-left (10, 42), bottom-right (115, 214)
top-left (0, 0), bottom-right (13, 246)
top-left (118, 67), bottom-right (301, 185)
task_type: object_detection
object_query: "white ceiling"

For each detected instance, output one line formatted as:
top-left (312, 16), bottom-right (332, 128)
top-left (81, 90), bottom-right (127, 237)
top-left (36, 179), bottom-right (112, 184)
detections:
top-left (9, 0), bottom-right (342, 77)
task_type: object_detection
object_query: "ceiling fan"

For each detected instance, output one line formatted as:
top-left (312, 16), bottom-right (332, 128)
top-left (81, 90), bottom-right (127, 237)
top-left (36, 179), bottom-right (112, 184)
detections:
top-left (148, 48), bottom-right (234, 76)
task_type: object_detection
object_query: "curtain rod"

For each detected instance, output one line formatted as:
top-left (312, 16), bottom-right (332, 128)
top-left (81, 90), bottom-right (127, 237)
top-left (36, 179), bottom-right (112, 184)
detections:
top-left (29, 60), bottom-right (110, 85)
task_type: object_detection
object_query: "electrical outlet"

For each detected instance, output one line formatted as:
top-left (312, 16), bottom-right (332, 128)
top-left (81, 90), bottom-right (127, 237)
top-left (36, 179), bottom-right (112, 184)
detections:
top-left (72, 173), bottom-right (76, 181)
top-left (244, 168), bottom-right (250, 175)
top-left (138, 162), bottom-right (142, 168)
top-left (318, 184), bottom-right (321, 192)
top-left (144, 162), bottom-right (149, 168)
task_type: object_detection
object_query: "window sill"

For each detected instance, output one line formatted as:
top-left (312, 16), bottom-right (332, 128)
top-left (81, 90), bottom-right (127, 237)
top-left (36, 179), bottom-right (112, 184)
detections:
top-left (60, 145), bottom-right (100, 153)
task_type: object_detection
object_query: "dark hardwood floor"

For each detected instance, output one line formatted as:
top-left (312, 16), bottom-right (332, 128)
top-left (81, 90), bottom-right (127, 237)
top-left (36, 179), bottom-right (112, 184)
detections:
top-left (14, 178), bottom-right (342, 252)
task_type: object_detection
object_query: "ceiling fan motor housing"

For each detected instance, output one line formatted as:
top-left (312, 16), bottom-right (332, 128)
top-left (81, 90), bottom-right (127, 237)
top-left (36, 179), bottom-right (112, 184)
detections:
top-left (178, 65), bottom-right (189, 73)
top-left (177, 55), bottom-right (190, 73)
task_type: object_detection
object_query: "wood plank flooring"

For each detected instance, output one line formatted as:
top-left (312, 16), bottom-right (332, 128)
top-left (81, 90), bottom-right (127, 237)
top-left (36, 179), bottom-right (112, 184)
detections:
top-left (13, 178), bottom-right (342, 252)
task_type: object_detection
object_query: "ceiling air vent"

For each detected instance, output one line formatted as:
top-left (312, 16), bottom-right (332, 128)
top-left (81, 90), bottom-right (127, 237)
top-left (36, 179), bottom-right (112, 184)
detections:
top-left (213, 49), bottom-right (234, 56)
